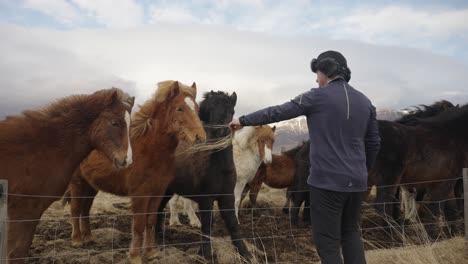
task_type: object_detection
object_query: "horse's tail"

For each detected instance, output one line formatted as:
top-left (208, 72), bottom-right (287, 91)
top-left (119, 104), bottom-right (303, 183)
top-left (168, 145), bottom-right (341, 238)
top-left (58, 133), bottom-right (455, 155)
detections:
top-left (400, 186), bottom-right (417, 221)
top-left (61, 189), bottom-right (71, 208)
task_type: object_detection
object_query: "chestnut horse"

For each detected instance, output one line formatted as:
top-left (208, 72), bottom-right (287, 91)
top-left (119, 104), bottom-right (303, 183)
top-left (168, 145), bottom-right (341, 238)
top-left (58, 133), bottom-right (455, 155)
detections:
top-left (241, 145), bottom-right (304, 209)
top-left (233, 125), bottom-right (276, 219)
top-left (64, 81), bottom-right (206, 264)
top-left (0, 88), bottom-right (134, 263)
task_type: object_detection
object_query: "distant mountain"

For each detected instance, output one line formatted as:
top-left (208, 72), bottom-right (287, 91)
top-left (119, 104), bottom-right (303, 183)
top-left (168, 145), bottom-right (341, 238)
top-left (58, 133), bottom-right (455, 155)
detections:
top-left (271, 117), bottom-right (308, 153)
top-left (271, 108), bottom-right (402, 153)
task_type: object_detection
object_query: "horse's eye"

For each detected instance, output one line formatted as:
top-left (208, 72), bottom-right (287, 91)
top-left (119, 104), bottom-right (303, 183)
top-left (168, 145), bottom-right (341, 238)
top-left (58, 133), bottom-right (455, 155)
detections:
top-left (111, 120), bottom-right (119, 127)
top-left (177, 108), bottom-right (184, 112)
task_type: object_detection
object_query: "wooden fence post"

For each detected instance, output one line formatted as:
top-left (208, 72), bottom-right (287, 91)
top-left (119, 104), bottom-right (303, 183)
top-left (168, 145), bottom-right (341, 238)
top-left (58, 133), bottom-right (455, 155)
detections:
top-left (0, 180), bottom-right (7, 264)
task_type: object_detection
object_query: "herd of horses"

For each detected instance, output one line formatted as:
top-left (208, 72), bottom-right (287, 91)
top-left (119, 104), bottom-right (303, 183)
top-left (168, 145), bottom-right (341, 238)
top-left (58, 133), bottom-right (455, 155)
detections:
top-left (1, 80), bottom-right (466, 264)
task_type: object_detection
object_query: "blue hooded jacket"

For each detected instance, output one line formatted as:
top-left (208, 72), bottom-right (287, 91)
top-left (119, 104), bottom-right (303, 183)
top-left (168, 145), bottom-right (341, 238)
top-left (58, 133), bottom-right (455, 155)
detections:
top-left (239, 78), bottom-right (380, 192)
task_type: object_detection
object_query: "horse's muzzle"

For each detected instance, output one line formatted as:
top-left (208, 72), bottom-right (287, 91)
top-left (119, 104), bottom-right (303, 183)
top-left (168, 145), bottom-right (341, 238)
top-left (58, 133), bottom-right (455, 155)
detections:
top-left (114, 155), bottom-right (131, 169)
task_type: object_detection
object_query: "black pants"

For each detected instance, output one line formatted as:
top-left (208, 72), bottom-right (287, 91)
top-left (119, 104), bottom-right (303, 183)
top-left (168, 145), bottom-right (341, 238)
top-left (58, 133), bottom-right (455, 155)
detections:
top-left (309, 185), bottom-right (366, 264)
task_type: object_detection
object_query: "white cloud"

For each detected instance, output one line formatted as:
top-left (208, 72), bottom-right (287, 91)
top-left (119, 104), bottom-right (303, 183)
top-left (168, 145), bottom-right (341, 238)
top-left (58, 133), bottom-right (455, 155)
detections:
top-left (22, 0), bottom-right (80, 24)
top-left (149, 4), bottom-right (198, 24)
top-left (335, 6), bottom-right (468, 40)
top-left (1, 23), bottom-right (467, 119)
top-left (0, 25), bottom-right (137, 117)
top-left (71, 0), bottom-right (144, 28)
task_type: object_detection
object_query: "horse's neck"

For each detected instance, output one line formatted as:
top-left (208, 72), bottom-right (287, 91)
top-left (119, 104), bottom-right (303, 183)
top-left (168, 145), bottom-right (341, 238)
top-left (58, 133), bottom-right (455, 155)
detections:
top-left (133, 120), bottom-right (179, 160)
top-left (235, 137), bottom-right (262, 165)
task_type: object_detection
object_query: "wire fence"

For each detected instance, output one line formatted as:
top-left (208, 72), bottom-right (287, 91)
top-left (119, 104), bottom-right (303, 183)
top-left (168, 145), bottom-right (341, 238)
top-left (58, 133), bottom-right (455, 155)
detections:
top-left (0, 175), bottom-right (465, 263)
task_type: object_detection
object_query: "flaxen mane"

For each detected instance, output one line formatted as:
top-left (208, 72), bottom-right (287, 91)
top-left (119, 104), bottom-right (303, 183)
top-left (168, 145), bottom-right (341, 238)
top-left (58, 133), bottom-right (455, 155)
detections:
top-left (131, 81), bottom-right (195, 140)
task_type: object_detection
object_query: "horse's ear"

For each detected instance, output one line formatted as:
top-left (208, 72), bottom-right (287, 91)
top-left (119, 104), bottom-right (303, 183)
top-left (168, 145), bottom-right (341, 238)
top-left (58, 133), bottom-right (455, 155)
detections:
top-left (106, 89), bottom-right (119, 106)
top-left (272, 125), bottom-right (276, 132)
top-left (230, 92), bottom-right (237, 106)
top-left (169, 81), bottom-right (180, 100)
top-left (191, 82), bottom-right (197, 96)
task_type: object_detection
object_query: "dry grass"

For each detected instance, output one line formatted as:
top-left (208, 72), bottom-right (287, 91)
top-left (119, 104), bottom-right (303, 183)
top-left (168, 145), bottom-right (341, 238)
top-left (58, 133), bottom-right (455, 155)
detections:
top-left (26, 186), bottom-right (466, 264)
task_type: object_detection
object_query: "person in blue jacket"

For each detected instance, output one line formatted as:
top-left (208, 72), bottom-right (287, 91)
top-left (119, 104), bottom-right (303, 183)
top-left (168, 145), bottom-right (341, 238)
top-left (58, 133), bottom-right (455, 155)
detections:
top-left (229, 50), bottom-right (380, 264)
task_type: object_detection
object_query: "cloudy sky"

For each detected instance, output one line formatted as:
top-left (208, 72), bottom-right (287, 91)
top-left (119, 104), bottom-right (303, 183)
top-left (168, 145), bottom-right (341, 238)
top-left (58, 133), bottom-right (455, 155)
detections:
top-left (1, 0), bottom-right (467, 117)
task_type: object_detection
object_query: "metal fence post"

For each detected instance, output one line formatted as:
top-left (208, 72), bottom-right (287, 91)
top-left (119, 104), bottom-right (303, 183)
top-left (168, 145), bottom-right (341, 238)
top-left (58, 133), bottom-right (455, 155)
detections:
top-left (0, 180), bottom-right (7, 264)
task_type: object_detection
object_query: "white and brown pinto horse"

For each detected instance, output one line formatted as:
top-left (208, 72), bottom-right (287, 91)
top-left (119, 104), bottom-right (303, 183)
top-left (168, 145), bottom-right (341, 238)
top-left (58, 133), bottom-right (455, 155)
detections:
top-left (233, 125), bottom-right (275, 219)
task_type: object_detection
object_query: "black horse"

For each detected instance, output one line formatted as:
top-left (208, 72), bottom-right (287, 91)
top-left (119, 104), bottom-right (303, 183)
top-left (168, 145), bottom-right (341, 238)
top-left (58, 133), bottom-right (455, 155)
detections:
top-left (287, 141), bottom-right (310, 227)
top-left (155, 91), bottom-right (252, 262)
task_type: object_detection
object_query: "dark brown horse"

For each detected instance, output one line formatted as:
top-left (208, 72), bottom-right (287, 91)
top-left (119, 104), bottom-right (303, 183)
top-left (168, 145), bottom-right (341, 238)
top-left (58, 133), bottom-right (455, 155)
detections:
top-left (0, 88), bottom-right (134, 263)
top-left (64, 81), bottom-right (206, 264)
top-left (369, 100), bottom-right (466, 235)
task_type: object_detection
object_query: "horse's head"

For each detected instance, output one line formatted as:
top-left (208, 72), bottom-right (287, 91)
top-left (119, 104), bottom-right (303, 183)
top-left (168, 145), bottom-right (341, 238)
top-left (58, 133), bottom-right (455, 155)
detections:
top-left (199, 90), bottom-right (237, 138)
top-left (255, 125), bottom-right (276, 164)
top-left (153, 80), bottom-right (206, 145)
top-left (89, 88), bottom-right (135, 169)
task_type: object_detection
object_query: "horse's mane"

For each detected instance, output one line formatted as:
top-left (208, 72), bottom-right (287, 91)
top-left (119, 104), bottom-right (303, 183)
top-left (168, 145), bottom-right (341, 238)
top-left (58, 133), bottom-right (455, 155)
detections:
top-left (418, 103), bottom-right (468, 128)
top-left (131, 81), bottom-right (195, 140)
top-left (256, 125), bottom-right (275, 140)
top-left (282, 141), bottom-right (308, 158)
top-left (199, 91), bottom-right (231, 122)
top-left (397, 100), bottom-right (455, 125)
top-left (3, 88), bottom-right (131, 123)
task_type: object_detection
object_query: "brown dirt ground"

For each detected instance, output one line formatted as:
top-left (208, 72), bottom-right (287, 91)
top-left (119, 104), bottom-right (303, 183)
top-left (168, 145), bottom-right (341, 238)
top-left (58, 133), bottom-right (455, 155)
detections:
top-left (26, 185), bottom-right (466, 264)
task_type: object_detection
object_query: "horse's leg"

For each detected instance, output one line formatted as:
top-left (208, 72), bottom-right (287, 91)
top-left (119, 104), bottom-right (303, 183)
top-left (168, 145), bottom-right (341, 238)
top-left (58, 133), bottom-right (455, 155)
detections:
top-left (79, 180), bottom-right (98, 245)
top-left (289, 191), bottom-right (304, 227)
top-left (7, 220), bottom-right (39, 264)
top-left (144, 197), bottom-right (161, 259)
top-left (248, 179), bottom-right (263, 207)
top-left (155, 194), bottom-right (172, 241)
top-left (444, 189), bottom-right (458, 235)
top-left (129, 197), bottom-right (150, 264)
top-left (234, 179), bottom-right (248, 219)
top-left (7, 198), bottom-right (48, 264)
top-left (68, 176), bottom-right (84, 247)
top-left (184, 198), bottom-right (201, 228)
top-left (240, 184), bottom-right (250, 207)
top-left (197, 197), bottom-right (216, 262)
top-left (168, 195), bottom-right (182, 226)
top-left (217, 195), bottom-right (252, 260)
top-left (302, 191), bottom-right (311, 225)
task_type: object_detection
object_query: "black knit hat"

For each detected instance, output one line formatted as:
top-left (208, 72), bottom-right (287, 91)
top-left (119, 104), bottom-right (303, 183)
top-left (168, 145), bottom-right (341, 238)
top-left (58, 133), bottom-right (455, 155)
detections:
top-left (311, 50), bottom-right (351, 82)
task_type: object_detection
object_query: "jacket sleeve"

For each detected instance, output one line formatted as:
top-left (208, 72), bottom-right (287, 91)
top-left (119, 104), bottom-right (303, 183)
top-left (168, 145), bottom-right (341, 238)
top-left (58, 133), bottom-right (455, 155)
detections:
top-left (239, 94), bottom-right (309, 126)
top-left (365, 105), bottom-right (381, 170)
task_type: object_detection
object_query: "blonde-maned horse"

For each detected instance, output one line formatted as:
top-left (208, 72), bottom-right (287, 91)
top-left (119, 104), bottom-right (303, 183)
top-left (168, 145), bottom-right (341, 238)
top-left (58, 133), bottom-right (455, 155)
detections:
top-left (1, 88), bottom-right (134, 263)
top-left (63, 81), bottom-right (206, 264)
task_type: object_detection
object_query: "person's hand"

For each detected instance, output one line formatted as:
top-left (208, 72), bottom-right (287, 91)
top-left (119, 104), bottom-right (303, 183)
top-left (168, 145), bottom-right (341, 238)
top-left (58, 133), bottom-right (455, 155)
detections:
top-left (229, 118), bottom-right (243, 132)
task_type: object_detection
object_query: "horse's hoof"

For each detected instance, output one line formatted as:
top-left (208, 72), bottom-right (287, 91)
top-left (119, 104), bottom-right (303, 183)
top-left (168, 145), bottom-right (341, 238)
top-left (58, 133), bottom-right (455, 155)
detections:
top-left (169, 219), bottom-right (182, 226)
top-left (82, 235), bottom-right (94, 246)
top-left (71, 239), bottom-right (82, 247)
top-left (129, 255), bottom-right (142, 264)
top-left (146, 248), bottom-right (159, 259)
top-left (190, 220), bottom-right (201, 228)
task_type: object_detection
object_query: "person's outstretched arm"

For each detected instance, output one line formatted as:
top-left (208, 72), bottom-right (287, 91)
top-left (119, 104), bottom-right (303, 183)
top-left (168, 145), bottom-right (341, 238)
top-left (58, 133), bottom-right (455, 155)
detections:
top-left (230, 90), bottom-right (319, 131)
